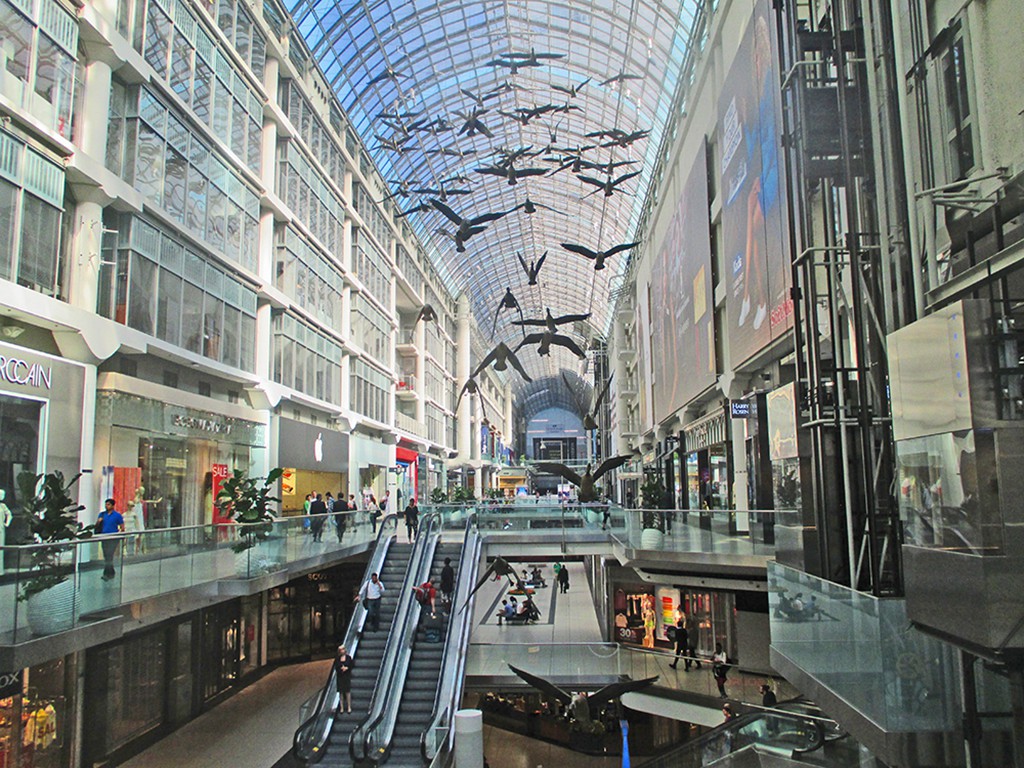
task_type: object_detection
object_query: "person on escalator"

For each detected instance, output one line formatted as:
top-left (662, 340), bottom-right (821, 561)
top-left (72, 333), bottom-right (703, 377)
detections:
top-left (404, 497), bottom-right (420, 542)
top-left (356, 572), bottom-right (386, 631)
top-left (334, 644), bottom-right (354, 714)
top-left (440, 557), bottom-right (456, 607)
top-left (413, 578), bottom-right (437, 616)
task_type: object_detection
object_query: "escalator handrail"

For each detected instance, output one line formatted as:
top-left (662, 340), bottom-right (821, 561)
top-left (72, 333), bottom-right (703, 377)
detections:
top-left (636, 699), bottom-right (827, 768)
top-left (292, 513), bottom-right (399, 764)
top-left (349, 512), bottom-right (441, 763)
top-left (420, 514), bottom-right (480, 763)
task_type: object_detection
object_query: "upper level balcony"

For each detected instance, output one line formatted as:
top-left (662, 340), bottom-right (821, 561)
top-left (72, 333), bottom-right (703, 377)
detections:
top-left (396, 373), bottom-right (418, 399)
top-left (396, 328), bottom-right (419, 357)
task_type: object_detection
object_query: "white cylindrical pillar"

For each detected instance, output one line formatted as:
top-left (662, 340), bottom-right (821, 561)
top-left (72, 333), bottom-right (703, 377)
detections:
top-left (453, 709), bottom-right (483, 768)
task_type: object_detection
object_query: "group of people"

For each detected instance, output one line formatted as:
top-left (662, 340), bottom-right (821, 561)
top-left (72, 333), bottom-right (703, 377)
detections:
top-left (496, 594), bottom-right (540, 625)
top-left (337, 553), bottom-right (457, 716)
top-left (303, 490), bottom-right (392, 542)
top-left (668, 616), bottom-right (734, 697)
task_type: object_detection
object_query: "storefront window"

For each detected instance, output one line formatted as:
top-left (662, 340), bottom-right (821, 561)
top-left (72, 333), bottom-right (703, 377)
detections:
top-left (0, 657), bottom-right (74, 768)
top-left (0, 394), bottom-right (43, 508)
top-left (201, 602), bottom-right (240, 702)
top-left (96, 629), bottom-right (167, 753)
top-left (613, 584), bottom-right (737, 661)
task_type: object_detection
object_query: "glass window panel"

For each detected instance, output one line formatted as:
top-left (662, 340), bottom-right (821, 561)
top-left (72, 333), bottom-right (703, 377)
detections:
top-left (0, 177), bottom-right (15, 281)
top-left (186, 169), bottom-right (207, 234)
top-left (235, 6), bottom-right (251, 67)
top-left (135, 123), bottom-right (164, 204)
top-left (231, 97), bottom-right (246, 157)
top-left (144, 3), bottom-right (172, 78)
top-left (239, 311), bottom-right (255, 371)
top-left (34, 34), bottom-right (75, 136)
top-left (182, 280), bottom-right (204, 353)
top-left (169, 34), bottom-right (193, 100)
top-left (222, 304), bottom-right (239, 368)
top-left (0, 0), bottom-right (32, 81)
top-left (212, 76), bottom-right (230, 140)
top-left (164, 147), bottom-right (187, 221)
top-left (17, 194), bottom-right (59, 293)
top-left (128, 253), bottom-right (157, 334)
top-left (193, 57), bottom-right (212, 125)
top-left (207, 184), bottom-right (226, 252)
top-left (157, 268), bottom-right (182, 345)
top-left (203, 294), bottom-right (222, 359)
top-left (225, 201), bottom-right (241, 262)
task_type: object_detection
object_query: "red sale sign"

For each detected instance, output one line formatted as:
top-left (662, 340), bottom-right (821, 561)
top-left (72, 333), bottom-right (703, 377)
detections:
top-left (212, 463), bottom-right (231, 525)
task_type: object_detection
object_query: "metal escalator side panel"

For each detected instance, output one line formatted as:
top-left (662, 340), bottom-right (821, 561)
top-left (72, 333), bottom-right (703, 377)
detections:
top-left (351, 514), bottom-right (442, 764)
top-left (421, 515), bottom-right (481, 763)
top-left (293, 516), bottom-right (400, 764)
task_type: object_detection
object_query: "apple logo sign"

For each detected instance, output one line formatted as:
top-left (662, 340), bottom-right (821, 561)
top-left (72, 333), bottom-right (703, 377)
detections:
top-left (314, 432), bottom-right (324, 463)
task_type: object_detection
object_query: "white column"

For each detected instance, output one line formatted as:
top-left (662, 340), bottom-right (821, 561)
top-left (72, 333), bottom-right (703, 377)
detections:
top-left (78, 57), bottom-right (113, 163)
top-left (67, 189), bottom-right (109, 312)
top-left (456, 294), bottom-right (472, 464)
top-left (453, 709), bottom-right (483, 768)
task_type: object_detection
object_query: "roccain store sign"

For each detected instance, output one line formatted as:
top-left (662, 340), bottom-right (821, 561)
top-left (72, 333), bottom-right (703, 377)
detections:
top-left (0, 353), bottom-right (52, 389)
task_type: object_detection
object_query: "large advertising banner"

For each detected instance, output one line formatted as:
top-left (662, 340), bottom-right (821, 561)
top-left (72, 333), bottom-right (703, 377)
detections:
top-left (719, 0), bottom-right (793, 365)
top-left (651, 149), bottom-right (715, 421)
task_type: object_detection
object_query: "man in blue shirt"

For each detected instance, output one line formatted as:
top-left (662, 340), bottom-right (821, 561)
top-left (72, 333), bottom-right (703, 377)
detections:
top-left (97, 498), bottom-right (124, 580)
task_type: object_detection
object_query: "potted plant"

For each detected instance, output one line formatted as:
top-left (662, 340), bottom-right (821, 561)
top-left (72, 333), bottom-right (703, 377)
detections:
top-left (15, 470), bottom-right (91, 636)
top-left (638, 472), bottom-right (670, 548)
top-left (216, 467), bottom-right (283, 577)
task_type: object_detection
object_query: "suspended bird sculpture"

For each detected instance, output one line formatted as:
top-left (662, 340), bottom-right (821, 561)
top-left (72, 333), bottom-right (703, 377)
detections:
top-left (492, 288), bottom-right (525, 336)
top-left (487, 49), bottom-right (565, 75)
top-left (552, 78), bottom-right (591, 98)
top-left (514, 331), bottom-right (586, 359)
top-left (585, 128), bottom-right (651, 148)
top-left (544, 145), bottom-right (597, 175)
top-left (512, 308), bottom-right (592, 335)
top-left (431, 200), bottom-right (509, 252)
top-left (374, 134), bottom-right (411, 153)
top-left (599, 71), bottom-right (643, 86)
top-left (560, 241), bottom-right (639, 271)
top-left (471, 343), bottom-right (532, 383)
top-left (461, 86), bottom-right (502, 108)
top-left (460, 556), bottom-right (520, 611)
top-left (367, 66), bottom-right (403, 86)
top-left (533, 456), bottom-right (632, 503)
top-left (395, 201), bottom-right (432, 218)
top-left (427, 145), bottom-right (477, 159)
top-left (410, 179), bottom-right (472, 202)
top-left (497, 105), bottom-right (554, 126)
top-left (517, 251), bottom-right (547, 286)
top-left (508, 664), bottom-right (657, 733)
top-left (515, 196), bottom-right (565, 216)
top-left (578, 169), bottom-right (642, 198)
top-left (417, 304), bottom-right (438, 323)
top-left (455, 108), bottom-right (495, 138)
top-left (454, 378), bottom-right (489, 424)
top-left (562, 372), bottom-right (614, 431)
top-left (474, 160), bottom-right (548, 186)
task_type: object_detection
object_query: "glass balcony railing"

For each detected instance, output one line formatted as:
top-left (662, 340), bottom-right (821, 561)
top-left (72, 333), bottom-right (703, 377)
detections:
top-left (466, 642), bottom-right (801, 706)
top-left (0, 510), bottom-right (382, 644)
top-left (396, 411), bottom-right (425, 436)
top-left (768, 561), bottom-right (961, 733)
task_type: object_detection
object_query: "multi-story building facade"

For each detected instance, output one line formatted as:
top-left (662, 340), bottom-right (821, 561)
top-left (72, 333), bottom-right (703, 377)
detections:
top-left (610, 0), bottom-right (1024, 763)
top-left (0, 0), bottom-right (515, 762)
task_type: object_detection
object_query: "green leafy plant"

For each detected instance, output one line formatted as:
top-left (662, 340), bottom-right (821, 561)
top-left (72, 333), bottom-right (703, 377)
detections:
top-left (639, 471), bottom-right (671, 531)
top-left (429, 486), bottom-right (448, 504)
top-left (486, 488), bottom-right (504, 500)
top-left (449, 485), bottom-right (476, 503)
top-left (216, 468), bottom-right (283, 553)
top-left (15, 471), bottom-right (91, 602)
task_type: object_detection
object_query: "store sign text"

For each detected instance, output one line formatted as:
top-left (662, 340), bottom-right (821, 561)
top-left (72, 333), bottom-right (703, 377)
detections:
top-left (0, 355), bottom-right (51, 390)
top-left (171, 414), bottom-right (233, 435)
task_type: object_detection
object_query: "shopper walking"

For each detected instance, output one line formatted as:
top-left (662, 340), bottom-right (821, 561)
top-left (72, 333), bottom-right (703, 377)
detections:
top-left (96, 498), bottom-right (124, 580)
top-left (309, 493), bottom-right (327, 542)
top-left (669, 616), bottom-right (689, 670)
top-left (333, 644), bottom-right (354, 714)
top-left (367, 494), bottom-right (381, 534)
top-left (557, 563), bottom-right (570, 593)
top-left (356, 572), bottom-right (386, 631)
top-left (712, 643), bottom-right (730, 698)
top-left (439, 557), bottom-right (456, 607)
top-left (403, 497), bottom-right (420, 542)
top-left (685, 615), bottom-right (702, 670)
top-left (334, 493), bottom-right (348, 541)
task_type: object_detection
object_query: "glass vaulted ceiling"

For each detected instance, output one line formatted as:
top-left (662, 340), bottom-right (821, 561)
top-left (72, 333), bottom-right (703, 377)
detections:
top-left (288, 0), bottom-right (704, 400)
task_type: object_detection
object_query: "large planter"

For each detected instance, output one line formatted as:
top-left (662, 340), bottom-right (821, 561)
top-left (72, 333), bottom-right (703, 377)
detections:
top-left (25, 578), bottom-right (77, 636)
top-left (640, 527), bottom-right (664, 549)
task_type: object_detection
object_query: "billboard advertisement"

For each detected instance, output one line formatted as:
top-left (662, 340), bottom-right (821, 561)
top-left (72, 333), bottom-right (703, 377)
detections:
top-left (719, 0), bottom-right (793, 365)
top-left (650, 148), bottom-right (715, 421)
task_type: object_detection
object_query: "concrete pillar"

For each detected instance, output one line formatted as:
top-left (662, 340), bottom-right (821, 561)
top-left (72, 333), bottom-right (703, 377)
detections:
top-left (456, 294), bottom-right (472, 465)
top-left (67, 190), bottom-right (108, 312)
top-left (78, 57), bottom-right (112, 163)
top-left (503, 382), bottom-right (513, 448)
top-left (454, 709), bottom-right (483, 768)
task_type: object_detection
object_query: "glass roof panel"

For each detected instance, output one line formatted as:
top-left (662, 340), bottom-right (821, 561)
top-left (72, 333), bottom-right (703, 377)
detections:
top-left (288, 0), bottom-right (709, 391)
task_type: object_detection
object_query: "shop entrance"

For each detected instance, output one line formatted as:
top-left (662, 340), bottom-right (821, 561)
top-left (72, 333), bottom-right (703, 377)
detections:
top-left (0, 394), bottom-right (43, 546)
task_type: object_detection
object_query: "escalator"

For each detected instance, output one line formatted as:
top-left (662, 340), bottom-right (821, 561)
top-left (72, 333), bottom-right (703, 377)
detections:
top-left (349, 513), bottom-right (481, 767)
top-left (386, 542), bottom-right (462, 766)
top-left (639, 700), bottom-right (848, 768)
top-left (292, 516), bottom-right (411, 765)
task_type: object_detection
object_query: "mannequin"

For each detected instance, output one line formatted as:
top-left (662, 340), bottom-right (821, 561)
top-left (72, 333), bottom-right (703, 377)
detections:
top-left (0, 489), bottom-right (11, 574)
top-left (127, 486), bottom-right (161, 554)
